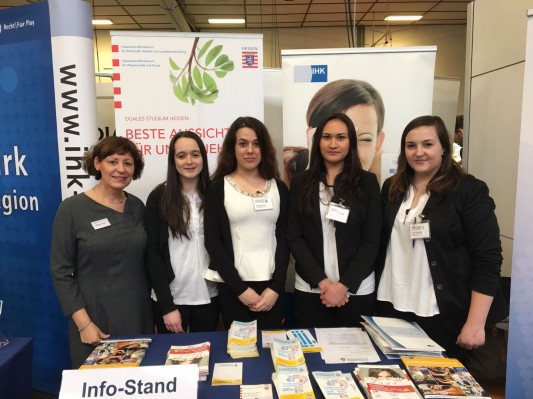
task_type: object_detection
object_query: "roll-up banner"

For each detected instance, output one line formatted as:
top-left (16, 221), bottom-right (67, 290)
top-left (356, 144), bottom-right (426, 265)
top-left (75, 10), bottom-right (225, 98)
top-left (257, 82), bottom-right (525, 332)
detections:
top-left (281, 47), bottom-right (436, 186)
top-left (506, 10), bottom-right (533, 399)
top-left (0, 0), bottom-right (96, 393)
top-left (110, 32), bottom-right (264, 201)
top-left (49, 0), bottom-right (98, 199)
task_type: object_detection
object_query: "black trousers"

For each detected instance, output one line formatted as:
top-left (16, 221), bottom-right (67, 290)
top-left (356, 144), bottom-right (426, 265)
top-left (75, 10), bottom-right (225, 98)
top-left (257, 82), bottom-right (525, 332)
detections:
top-left (152, 297), bottom-right (220, 334)
top-left (294, 289), bottom-right (376, 329)
top-left (218, 281), bottom-right (285, 330)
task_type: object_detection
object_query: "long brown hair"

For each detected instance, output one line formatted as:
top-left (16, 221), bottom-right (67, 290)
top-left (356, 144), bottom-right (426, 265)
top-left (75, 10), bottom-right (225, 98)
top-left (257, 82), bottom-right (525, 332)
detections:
top-left (299, 113), bottom-right (362, 216)
top-left (212, 116), bottom-right (279, 180)
top-left (160, 131), bottom-right (209, 239)
top-left (388, 115), bottom-right (465, 203)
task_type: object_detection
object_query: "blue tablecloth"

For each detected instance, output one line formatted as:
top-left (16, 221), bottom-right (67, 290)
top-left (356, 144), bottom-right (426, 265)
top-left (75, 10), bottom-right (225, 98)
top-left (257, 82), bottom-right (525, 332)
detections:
top-left (141, 330), bottom-right (394, 399)
top-left (0, 337), bottom-right (33, 399)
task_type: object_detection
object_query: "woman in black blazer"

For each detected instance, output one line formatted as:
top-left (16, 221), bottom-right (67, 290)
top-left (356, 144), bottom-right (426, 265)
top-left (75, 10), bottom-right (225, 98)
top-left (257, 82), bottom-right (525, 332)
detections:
top-left (204, 116), bottom-right (289, 330)
top-left (376, 115), bottom-right (508, 358)
top-left (287, 113), bottom-right (382, 328)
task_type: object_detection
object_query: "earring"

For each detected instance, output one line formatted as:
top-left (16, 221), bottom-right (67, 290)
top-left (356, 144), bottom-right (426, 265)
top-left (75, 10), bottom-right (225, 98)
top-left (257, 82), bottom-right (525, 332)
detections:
top-left (441, 151), bottom-right (445, 156)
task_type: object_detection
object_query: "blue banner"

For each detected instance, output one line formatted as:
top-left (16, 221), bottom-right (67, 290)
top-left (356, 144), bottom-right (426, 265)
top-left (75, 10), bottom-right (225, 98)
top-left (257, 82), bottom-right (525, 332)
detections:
top-left (0, 1), bottom-right (69, 393)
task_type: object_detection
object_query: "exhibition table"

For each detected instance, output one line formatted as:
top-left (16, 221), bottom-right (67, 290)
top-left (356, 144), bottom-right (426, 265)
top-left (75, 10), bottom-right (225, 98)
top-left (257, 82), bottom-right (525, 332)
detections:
top-left (140, 330), bottom-right (394, 399)
top-left (0, 337), bottom-right (33, 399)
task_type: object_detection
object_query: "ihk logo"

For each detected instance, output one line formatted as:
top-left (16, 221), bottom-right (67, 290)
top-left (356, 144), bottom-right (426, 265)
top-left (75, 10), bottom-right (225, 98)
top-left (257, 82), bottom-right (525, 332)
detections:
top-left (293, 64), bottom-right (328, 83)
top-left (310, 65), bottom-right (327, 82)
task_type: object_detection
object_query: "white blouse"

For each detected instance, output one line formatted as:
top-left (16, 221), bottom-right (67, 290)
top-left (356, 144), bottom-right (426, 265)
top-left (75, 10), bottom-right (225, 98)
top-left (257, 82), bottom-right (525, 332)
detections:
top-left (166, 192), bottom-right (217, 305)
top-left (295, 183), bottom-right (374, 295)
top-left (224, 176), bottom-right (280, 282)
top-left (377, 186), bottom-right (439, 316)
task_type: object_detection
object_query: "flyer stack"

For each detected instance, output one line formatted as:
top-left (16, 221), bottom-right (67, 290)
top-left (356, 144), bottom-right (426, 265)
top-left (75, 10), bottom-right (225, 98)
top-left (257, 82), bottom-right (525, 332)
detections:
top-left (361, 316), bottom-right (444, 359)
top-left (227, 320), bottom-right (259, 359)
top-left (165, 341), bottom-right (211, 381)
top-left (271, 337), bottom-right (315, 399)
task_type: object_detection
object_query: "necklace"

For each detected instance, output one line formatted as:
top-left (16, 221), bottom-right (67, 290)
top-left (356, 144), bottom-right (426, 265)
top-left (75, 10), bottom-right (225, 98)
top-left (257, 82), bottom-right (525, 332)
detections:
top-left (92, 187), bottom-right (127, 204)
top-left (225, 175), bottom-right (270, 197)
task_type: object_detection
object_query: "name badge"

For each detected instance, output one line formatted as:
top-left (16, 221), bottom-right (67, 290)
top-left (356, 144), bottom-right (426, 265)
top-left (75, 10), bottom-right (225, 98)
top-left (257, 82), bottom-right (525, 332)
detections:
top-left (91, 218), bottom-right (111, 230)
top-left (410, 220), bottom-right (431, 239)
top-left (253, 196), bottom-right (273, 211)
top-left (326, 202), bottom-right (350, 223)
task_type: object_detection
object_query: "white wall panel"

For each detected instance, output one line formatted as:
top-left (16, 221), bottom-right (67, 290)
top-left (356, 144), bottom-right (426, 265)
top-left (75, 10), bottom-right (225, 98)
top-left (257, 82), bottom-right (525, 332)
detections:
top-left (469, 63), bottom-right (524, 242)
top-left (472, 0), bottom-right (532, 76)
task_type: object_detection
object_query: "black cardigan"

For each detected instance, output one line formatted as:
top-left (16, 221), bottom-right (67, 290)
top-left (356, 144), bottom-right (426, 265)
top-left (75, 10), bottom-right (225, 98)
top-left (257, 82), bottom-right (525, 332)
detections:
top-left (145, 184), bottom-right (179, 315)
top-left (203, 177), bottom-right (290, 297)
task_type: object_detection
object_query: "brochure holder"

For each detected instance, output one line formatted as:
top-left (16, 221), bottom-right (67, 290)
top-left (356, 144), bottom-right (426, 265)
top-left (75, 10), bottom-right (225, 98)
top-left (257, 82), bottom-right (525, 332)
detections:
top-left (0, 300), bottom-right (8, 348)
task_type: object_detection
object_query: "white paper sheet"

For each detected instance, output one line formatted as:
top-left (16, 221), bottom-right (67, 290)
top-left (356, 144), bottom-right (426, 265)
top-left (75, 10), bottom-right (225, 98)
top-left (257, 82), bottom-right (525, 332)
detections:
top-left (315, 327), bottom-right (380, 364)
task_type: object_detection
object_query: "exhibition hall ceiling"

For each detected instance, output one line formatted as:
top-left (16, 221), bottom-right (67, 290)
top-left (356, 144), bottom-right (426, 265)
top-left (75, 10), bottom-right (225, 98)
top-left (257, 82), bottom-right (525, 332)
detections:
top-left (2, 0), bottom-right (471, 31)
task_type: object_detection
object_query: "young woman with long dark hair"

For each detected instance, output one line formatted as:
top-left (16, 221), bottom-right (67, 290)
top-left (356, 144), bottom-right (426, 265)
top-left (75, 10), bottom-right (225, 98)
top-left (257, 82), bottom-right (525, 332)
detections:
top-left (287, 113), bottom-right (382, 328)
top-left (145, 131), bottom-right (219, 333)
top-left (204, 116), bottom-right (289, 330)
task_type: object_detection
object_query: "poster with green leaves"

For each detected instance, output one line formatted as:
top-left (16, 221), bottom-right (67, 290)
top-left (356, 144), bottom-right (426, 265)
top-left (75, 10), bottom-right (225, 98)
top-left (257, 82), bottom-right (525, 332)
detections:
top-left (111, 32), bottom-right (263, 202)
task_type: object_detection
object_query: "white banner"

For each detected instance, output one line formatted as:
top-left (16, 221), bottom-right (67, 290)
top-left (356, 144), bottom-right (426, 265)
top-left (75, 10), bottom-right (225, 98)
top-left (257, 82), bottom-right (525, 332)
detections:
top-left (59, 365), bottom-right (199, 399)
top-left (111, 32), bottom-right (264, 201)
top-left (49, 0), bottom-right (98, 198)
top-left (281, 47), bottom-right (436, 185)
top-left (506, 9), bottom-right (533, 399)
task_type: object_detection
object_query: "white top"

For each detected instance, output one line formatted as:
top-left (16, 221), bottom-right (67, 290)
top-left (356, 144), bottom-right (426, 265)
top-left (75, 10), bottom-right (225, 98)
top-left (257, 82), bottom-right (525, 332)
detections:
top-left (224, 176), bottom-right (279, 281)
top-left (295, 183), bottom-right (374, 295)
top-left (166, 192), bottom-right (218, 305)
top-left (377, 186), bottom-right (439, 316)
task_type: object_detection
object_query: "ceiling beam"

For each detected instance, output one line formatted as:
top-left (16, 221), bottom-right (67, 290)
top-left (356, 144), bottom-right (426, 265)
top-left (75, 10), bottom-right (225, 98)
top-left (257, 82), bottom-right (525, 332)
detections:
top-left (159, 0), bottom-right (196, 32)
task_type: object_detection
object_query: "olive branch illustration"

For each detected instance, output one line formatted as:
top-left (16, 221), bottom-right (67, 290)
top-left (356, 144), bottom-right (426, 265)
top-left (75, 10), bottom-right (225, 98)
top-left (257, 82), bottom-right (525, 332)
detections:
top-left (169, 37), bottom-right (235, 105)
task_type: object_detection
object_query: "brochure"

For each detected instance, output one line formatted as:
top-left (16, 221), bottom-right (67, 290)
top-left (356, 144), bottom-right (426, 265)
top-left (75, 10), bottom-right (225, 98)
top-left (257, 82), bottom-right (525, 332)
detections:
top-left (272, 365), bottom-right (315, 399)
top-left (271, 337), bottom-right (306, 370)
top-left (261, 330), bottom-right (287, 348)
top-left (212, 362), bottom-right (243, 386)
top-left (402, 356), bottom-right (492, 398)
top-left (362, 316), bottom-right (444, 358)
top-left (165, 341), bottom-right (210, 381)
top-left (354, 364), bottom-right (423, 399)
top-left (80, 338), bottom-right (151, 369)
top-left (240, 384), bottom-right (274, 399)
top-left (228, 320), bottom-right (259, 359)
top-left (312, 371), bottom-right (365, 399)
top-left (315, 327), bottom-right (380, 363)
top-left (286, 329), bottom-right (322, 353)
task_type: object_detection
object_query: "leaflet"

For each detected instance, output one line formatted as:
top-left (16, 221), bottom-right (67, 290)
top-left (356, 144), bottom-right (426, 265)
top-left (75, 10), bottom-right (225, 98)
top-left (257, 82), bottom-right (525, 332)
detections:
top-left (315, 327), bottom-right (380, 364)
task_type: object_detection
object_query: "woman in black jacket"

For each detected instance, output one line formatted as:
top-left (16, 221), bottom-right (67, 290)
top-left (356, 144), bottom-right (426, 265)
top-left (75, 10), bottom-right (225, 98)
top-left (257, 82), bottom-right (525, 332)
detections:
top-left (287, 113), bottom-right (382, 328)
top-left (377, 115), bottom-right (508, 357)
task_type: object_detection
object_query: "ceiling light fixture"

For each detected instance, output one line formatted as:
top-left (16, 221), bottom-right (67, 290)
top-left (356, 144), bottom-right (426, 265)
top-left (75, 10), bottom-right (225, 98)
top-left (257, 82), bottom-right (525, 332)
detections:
top-left (208, 18), bottom-right (245, 24)
top-left (384, 15), bottom-right (422, 21)
top-left (92, 19), bottom-right (113, 25)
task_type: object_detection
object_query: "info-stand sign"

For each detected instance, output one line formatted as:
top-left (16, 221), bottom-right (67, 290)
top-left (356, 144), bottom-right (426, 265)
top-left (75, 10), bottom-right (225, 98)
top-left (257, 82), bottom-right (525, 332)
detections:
top-left (59, 364), bottom-right (198, 399)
